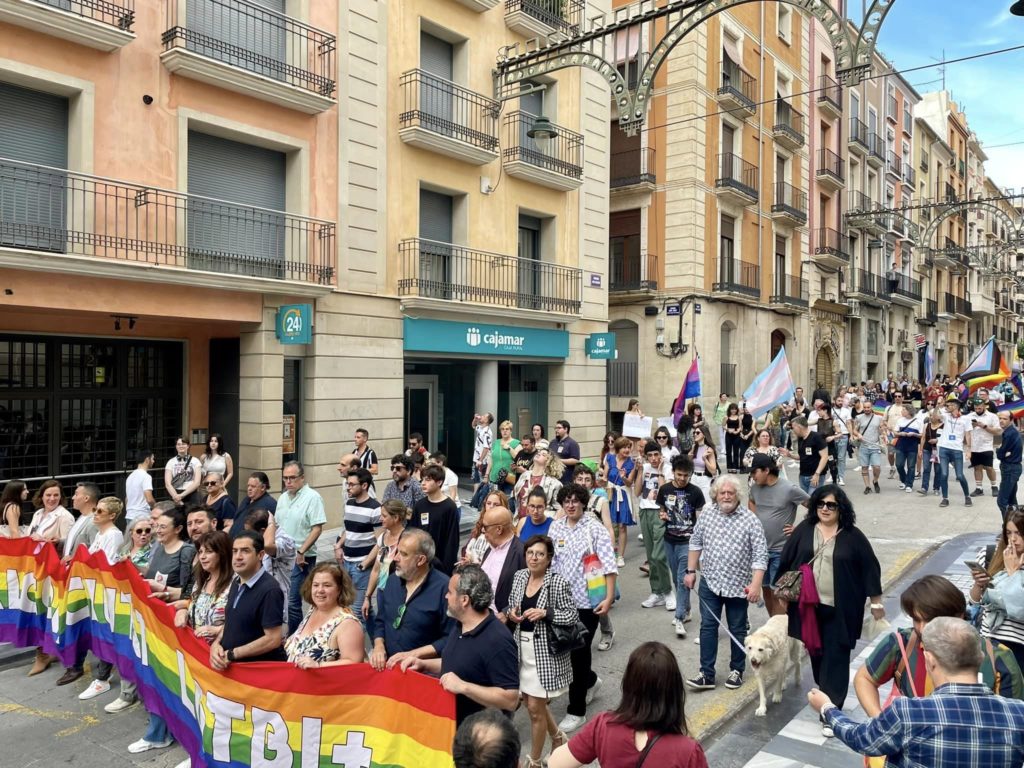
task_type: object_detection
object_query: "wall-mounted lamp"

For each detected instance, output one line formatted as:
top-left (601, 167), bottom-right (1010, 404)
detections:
top-left (111, 314), bottom-right (137, 331)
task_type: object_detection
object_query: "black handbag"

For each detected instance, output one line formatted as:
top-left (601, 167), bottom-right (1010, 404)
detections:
top-left (550, 618), bottom-right (589, 655)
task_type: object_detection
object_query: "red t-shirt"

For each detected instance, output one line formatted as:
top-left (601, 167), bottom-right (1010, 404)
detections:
top-left (568, 712), bottom-right (708, 768)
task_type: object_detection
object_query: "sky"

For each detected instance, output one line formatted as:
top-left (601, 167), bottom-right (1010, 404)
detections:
top-left (862, 0), bottom-right (1024, 191)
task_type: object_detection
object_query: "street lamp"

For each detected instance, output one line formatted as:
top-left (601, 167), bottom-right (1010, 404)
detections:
top-left (527, 115), bottom-right (558, 151)
top-left (1012, 0), bottom-right (1024, 15)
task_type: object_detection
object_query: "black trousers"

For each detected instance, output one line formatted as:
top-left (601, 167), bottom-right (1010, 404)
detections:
top-left (725, 434), bottom-right (745, 470)
top-left (809, 604), bottom-right (853, 709)
top-left (566, 608), bottom-right (600, 716)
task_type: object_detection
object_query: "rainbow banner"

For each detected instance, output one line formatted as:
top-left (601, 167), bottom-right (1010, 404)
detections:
top-left (872, 398), bottom-right (889, 416)
top-left (0, 538), bottom-right (455, 767)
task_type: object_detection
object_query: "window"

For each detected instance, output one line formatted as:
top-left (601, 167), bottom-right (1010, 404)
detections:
top-left (518, 214), bottom-right (543, 309)
top-left (850, 90), bottom-right (860, 120)
top-left (777, 4), bottom-right (791, 42)
top-left (720, 215), bottom-right (736, 281)
top-left (776, 154), bottom-right (787, 185)
top-left (903, 99), bottom-right (912, 134)
top-left (722, 121), bottom-right (737, 155)
top-left (774, 234), bottom-right (787, 295)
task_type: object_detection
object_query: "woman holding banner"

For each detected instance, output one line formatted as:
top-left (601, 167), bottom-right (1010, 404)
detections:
top-left (286, 563), bottom-right (365, 668)
top-left (128, 529), bottom-right (225, 754)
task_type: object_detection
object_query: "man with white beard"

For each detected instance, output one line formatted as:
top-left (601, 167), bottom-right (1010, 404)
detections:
top-left (683, 474), bottom-right (767, 692)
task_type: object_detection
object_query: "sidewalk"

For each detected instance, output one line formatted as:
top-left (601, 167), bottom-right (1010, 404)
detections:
top-left (703, 532), bottom-right (994, 768)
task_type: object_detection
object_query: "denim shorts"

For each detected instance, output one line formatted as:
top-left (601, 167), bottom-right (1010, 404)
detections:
top-left (858, 444), bottom-right (882, 467)
top-left (765, 551), bottom-right (782, 587)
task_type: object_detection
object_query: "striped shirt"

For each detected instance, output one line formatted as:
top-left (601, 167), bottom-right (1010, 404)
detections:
top-left (341, 497), bottom-right (381, 562)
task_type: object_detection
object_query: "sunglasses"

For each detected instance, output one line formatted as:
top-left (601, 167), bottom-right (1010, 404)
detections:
top-left (204, 481), bottom-right (219, 487)
top-left (390, 465), bottom-right (405, 471)
top-left (135, 528), bottom-right (152, 534)
top-left (393, 603), bottom-right (407, 630)
top-left (817, 501), bottom-right (839, 511)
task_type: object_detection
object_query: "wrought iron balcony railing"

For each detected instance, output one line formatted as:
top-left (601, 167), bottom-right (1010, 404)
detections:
top-left (0, 157), bottom-right (335, 284)
top-left (610, 147), bottom-right (656, 188)
top-left (886, 150), bottom-right (903, 177)
top-left (889, 273), bottom-right (922, 302)
top-left (773, 101), bottom-right (805, 144)
top-left (719, 58), bottom-right (756, 111)
top-left (923, 298), bottom-right (938, 324)
top-left (942, 291), bottom-right (971, 317)
top-left (814, 227), bottom-right (851, 260)
top-left (502, 111), bottom-right (583, 180)
top-left (33, 0), bottom-right (135, 29)
top-left (772, 181), bottom-right (807, 222)
top-left (162, 0), bottom-right (336, 98)
top-left (397, 237), bottom-right (582, 314)
top-left (713, 259), bottom-right (760, 297)
top-left (610, 244), bottom-right (658, 292)
top-left (770, 275), bottom-right (809, 307)
top-left (398, 70), bottom-right (499, 152)
top-left (505, 0), bottom-right (583, 36)
top-left (817, 74), bottom-right (842, 112)
top-left (816, 147), bottom-right (844, 183)
top-left (867, 131), bottom-right (885, 162)
top-left (849, 117), bottom-right (869, 148)
top-left (716, 152), bottom-right (758, 200)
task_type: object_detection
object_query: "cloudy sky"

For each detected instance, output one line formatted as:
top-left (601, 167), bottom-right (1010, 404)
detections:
top-left (862, 0), bottom-right (1024, 190)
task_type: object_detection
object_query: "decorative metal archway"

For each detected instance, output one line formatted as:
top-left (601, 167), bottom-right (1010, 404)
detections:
top-left (919, 200), bottom-right (1021, 250)
top-left (494, 0), bottom-right (898, 135)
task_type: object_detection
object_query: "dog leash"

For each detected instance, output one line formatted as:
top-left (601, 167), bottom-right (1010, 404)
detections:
top-left (696, 593), bottom-right (748, 657)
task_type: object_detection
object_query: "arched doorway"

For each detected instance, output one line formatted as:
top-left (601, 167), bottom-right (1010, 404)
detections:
top-left (815, 347), bottom-right (835, 392)
top-left (770, 329), bottom-right (786, 361)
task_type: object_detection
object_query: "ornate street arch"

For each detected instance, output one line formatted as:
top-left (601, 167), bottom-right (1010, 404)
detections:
top-left (919, 200), bottom-right (1022, 249)
top-left (494, 0), bottom-right (898, 135)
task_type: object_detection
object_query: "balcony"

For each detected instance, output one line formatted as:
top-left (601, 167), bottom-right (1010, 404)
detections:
top-left (502, 111), bottom-right (583, 191)
top-left (0, 0), bottom-right (134, 50)
top-left (812, 227), bottom-right (850, 269)
top-left (772, 102), bottom-right (805, 150)
top-left (161, 0), bottom-right (336, 114)
top-left (398, 70), bottom-right (499, 165)
top-left (770, 182), bottom-right (807, 226)
top-left (717, 59), bottom-right (757, 116)
top-left (914, 249), bottom-right (934, 275)
top-left (715, 153), bottom-right (758, 206)
top-left (974, 290), bottom-right (996, 317)
top-left (886, 151), bottom-right (903, 179)
top-left (848, 117), bottom-right (869, 154)
top-left (815, 147), bottom-right (844, 192)
top-left (713, 259), bottom-right (761, 303)
top-left (867, 132), bottom-right (886, 167)
top-left (932, 237), bottom-right (969, 271)
top-left (941, 292), bottom-right (971, 319)
top-left (846, 191), bottom-right (887, 235)
top-left (889, 273), bottom-right (922, 308)
top-left (846, 268), bottom-right (888, 306)
top-left (889, 213), bottom-right (906, 238)
top-left (504, 0), bottom-right (582, 38)
top-left (398, 238), bottom-right (582, 319)
top-left (610, 147), bottom-right (656, 193)
top-left (608, 361), bottom-right (637, 397)
top-left (917, 298), bottom-right (938, 326)
top-left (903, 165), bottom-right (916, 187)
top-left (454, 0), bottom-right (499, 11)
top-left (940, 182), bottom-right (958, 205)
top-left (816, 74), bottom-right (842, 119)
top-left (609, 246), bottom-right (658, 294)
top-left (0, 157), bottom-right (335, 293)
top-left (769, 275), bottom-right (809, 314)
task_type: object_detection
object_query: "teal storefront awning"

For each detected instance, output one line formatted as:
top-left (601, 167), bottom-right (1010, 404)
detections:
top-left (403, 318), bottom-right (569, 359)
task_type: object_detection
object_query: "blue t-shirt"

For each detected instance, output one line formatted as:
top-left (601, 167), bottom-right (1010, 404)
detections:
top-left (895, 419), bottom-right (921, 453)
top-left (519, 516), bottom-right (553, 540)
top-left (441, 613), bottom-right (519, 725)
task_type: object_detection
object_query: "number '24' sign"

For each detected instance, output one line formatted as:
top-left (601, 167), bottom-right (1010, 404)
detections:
top-left (275, 304), bottom-right (313, 345)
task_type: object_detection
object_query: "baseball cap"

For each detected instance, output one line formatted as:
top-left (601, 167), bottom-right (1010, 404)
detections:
top-left (750, 453), bottom-right (775, 471)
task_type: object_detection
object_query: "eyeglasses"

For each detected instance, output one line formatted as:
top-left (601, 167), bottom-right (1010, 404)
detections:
top-left (283, 475), bottom-right (300, 481)
top-left (526, 551), bottom-right (548, 559)
top-left (479, 523), bottom-right (504, 532)
top-left (390, 465), bottom-right (404, 471)
top-left (817, 501), bottom-right (839, 511)
top-left (393, 603), bottom-right (407, 629)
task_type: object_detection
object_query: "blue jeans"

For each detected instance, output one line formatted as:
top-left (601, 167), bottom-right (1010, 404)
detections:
top-left (920, 450), bottom-right (941, 491)
top-left (834, 435), bottom-right (849, 481)
top-left (663, 539), bottom-right (692, 621)
top-left (895, 449), bottom-right (916, 488)
top-left (288, 556), bottom-right (317, 634)
top-left (144, 713), bottom-right (170, 744)
top-left (799, 475), bottom-right (815, 494)
top-left (697, 578), bottom-right (748, 679)
top-left (998, 463), bottom-right (1022, 518)
top-left (939, 447), bottom-right (970, 501)
top-left (342, 559), bottom-right (372, 630)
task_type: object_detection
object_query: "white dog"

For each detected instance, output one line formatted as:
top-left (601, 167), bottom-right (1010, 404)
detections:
top-left (744, 614), bottom-right (803, 716)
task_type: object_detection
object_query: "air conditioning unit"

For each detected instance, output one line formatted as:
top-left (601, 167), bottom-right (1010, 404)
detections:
top-left (937, 332), bottom-right (947, 350)
top-left (847, 299), bottom-right (862, 316)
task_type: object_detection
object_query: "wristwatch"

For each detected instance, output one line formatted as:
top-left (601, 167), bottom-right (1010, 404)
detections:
top-left (685, 569), bottom-right (697, 574)
top-left (226, 648), bottom-right (236, 662)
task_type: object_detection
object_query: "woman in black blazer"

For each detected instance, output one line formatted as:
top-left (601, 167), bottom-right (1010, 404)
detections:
top-left (777, 484), bottom-right (884, 737)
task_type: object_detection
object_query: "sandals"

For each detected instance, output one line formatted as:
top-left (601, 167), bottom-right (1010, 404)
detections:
top-left (552, 731), bottom-right (568, 750)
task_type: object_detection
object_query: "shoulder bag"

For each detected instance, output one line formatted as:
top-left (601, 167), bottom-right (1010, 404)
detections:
top-left (772, 534), bottom-right (830, 602)
top-left (544, 579), bottom-right (589, 655)
top-left (865, 631), bottom-right (917, 768)
top-left (637, 733), bottom-right (662, 768)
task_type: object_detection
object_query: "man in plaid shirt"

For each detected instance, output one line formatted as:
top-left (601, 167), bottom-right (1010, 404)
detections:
top-left (809, 617), bottom-right (1024, 767)
top-left (683, 474), bottom-right (767, 691)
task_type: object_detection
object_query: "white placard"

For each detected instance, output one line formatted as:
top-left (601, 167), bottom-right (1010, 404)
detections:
top-left (622, 413), bottom-right (654, 439)
top-left (656, 416), bottom-right (678, 437)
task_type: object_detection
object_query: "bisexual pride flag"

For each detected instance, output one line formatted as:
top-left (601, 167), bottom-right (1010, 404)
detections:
top-left (672, 356), bottom-right (702, 425)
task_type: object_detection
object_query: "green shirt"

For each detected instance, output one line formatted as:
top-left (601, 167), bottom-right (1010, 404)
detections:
top-left (864, 627), bottom-right (1024, 700)
top-left (713, 402), bottom-right (731, 427)
top-left (275, 484), bottom-right (327, 546)
top-left (489, 439), bottom-right (521, 483)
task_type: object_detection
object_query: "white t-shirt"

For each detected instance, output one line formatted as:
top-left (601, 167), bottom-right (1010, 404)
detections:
top-left (831, 406), bottom-right (851, 436)
top-left (638, 462), bottom-right (671, 509)
top-left (125, 468), bottom-right (154, 522)
top-left (940, 412), bottom-right (970, 452)
top-left (441, 467), bottom-right (460, 501)
top-left (89, 528), bottom-right (124, 562)
top-left (969, 410), bottom-right (1000, 453)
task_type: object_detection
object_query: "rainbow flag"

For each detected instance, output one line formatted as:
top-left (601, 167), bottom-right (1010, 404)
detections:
top-left (998, 397), bottom-right (1024, 421)
top-left (0, 539), bottom-right (455, 767)
top-left (872, 398), bottom-right (889, 416)
top-left (960, 337), bottom-right (1011, 394)
top-left (742, 347), bottom-right (795, 418)
top-left (672, 356), bottom-right (701, 424)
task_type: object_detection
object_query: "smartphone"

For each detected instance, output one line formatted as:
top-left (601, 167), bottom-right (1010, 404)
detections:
top-left (963, 560), bottom-right (984, 572)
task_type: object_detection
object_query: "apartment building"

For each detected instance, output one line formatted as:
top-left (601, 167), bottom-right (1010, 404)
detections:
top-left (608, 2), bottom-right (812, 416)
top-left (0, 0), bottom-right (610, 515)
top-left (917, 91), bottom-right (973, 375)
top-left (980, 174), bottom-right (1024, 363)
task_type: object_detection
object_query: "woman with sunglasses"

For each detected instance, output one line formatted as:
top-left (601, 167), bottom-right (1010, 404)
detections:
top-left (777, 484), bottom-right (883, 738)
top-left (654, 428), bottom-right (679, 464)
top-left (121, 517), bottom-right (154, 572)
top-left (201, 472), bottom-right (237, 531)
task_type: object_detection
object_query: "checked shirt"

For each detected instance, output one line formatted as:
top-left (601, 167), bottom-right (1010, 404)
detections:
top-left (688, 503), bottom-right (767, 598)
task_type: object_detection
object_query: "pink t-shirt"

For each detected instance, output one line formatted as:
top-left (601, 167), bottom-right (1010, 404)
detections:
top-left (568, 712), bottom-right (708, 768)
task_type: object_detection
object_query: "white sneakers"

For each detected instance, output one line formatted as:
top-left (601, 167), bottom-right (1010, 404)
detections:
top-left (665, 593), bottom-right (677, 612)
top-left (78, 679), bottom-right (110, 700)
top-left (616, 556), bottom-right (626, 568)
top-left (557, 714), bottom-right (586, 733)
top-left (585, 677), bottom-right (603, 705)
top-left (641, 593), bottom-right (667, 608)
top-left (104, 696), bottom-right (136, 713)
top-left (673, 618), bottom-right (687, 638)
top-left (128, 738), bottom-right (173, 753)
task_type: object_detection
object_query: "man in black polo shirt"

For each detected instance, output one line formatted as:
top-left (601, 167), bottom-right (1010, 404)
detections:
top-left (210, 531), bottom-right (287, 669)
top-left (786, 416), bottom-right (829, 495)
top-left (401, 564), bottom-right (519, 725)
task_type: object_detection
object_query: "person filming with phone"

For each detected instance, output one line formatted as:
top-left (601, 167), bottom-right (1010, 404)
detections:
top-left (970, 510), bottom-right (1024, 673)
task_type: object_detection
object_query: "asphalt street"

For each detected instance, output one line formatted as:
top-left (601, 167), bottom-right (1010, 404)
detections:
top-left (0, 464), bottom-right (1006, 767)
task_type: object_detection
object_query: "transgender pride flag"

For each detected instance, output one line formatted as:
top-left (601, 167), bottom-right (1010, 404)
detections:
top-left (742, 347), bottom-right (796, 418)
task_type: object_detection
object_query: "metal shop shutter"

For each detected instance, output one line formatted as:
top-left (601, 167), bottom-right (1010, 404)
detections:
top-left (186, 131), bottom-right (286, 276)
top-left (0, 81), bottom-right (69, 251)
